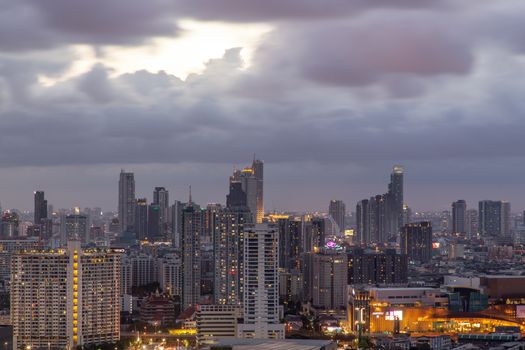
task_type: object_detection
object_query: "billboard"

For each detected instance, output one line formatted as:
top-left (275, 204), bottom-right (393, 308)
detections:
top-left (385, 310), bottom-right (403, 321)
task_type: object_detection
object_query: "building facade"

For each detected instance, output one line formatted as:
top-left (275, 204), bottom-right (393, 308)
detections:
top-left (11, 241), bottom-right (120, 349)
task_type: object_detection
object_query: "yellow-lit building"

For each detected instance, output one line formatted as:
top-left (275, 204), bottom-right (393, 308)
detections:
top-left (11, 240), bottom-right (121, 349)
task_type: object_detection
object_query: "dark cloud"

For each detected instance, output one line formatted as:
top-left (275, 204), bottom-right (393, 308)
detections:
top-left (1, 1), bottom-right (525, 211)
top-left (0, 0), bottom-right (179, 51)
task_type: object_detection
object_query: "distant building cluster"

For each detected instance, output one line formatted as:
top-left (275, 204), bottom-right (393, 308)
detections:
top-left (1, 161), bottom-right (525, 350)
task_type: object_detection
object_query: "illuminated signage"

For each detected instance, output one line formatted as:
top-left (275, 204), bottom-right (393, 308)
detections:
top-left (385, 310), bottom-right (403, 321)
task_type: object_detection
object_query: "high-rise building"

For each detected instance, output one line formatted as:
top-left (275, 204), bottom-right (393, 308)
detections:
top-left (214, 208), bottom-right (249, 305)
top-left (252, 158), bottom-right (264, 224)
top-left (355, 166), bottom-right (404, 244)
top-left (238, 223), bottom-right (284, 339)
top-left (229, 158), bottom-right (264, 224)
top-left (479, 200), bottom-right (511, 237)
top-left (147, 204), bottom-right (161, 240)
top-left (452, 200), bottom-right (467, 234)
top-left (153, 187), bottom-right (170, 238)
top-left (64, 214), bottom-right (89, 242)
top-left (11, 240), bottom-right (120, 349)
top-left (158, 253), bottom-right (182, 297)
top-left (303, 251), bottom-right (348, 310)
top-left (277, 217), bottom-right (302, 271)
top-left (118, 170), bottom-right (135, 232)
top-left (34, 191), bottom-right (48, 225)
top-left (355, 199), bottom-right (369, 245)
top-left (466, 209), bottom-right (479, 237)
top-left (205, 203), bottom-right (222, 244)
top-left (181, 201), bottom-right (204, 309)
top-left (387, 165), bottom-right (404, 237)
top-left (171, 200), bottom-right (184, 248)
top-left (134, 198), bottom-right (148, 240)
top-left (347, 248), bottom-right (408, 285)
top-left (400, 222), bottom-right (432, 263)
top-left (0, 212), bottom-right (19, 239)
top-left (329, 200), bottom-right (346, 234)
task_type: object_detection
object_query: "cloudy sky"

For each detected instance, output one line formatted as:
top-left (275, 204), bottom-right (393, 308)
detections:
top-left (1, 0), bottom-right (525, 212)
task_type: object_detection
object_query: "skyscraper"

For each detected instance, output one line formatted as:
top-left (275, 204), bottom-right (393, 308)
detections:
top-left (329, 200), bottom-right (346, 234)
top-left (118, 170), bottom-right (135, 232)
top-left (277, 217), bottom-right (302, 271)
top-left (400, 222), bottom-right (432, 263)
top-left (355, 166), bottom-right (404, 245)
top-left (11, 240), bottom-right (120, 349)
top-left (238, 223), bottom-right (284, 339)
top-left (452, 200), bottom-right (467, 234)
top-left (355, 199), bottom-right (369, 245)
top-left (153, 187), bottom-right (170, 238)
top-left (387, 165), bottom-right (404, 237)
top-left (214, 207), bottom-right (249, 305)
top-left (134, 198), bottom-right (148, 240)
top-left (33, 190), bottom-right (47, 225)
top-left (181, 201), bottom-right (204, 309)
top-left (229, 158), bottom-right (264, 224)
top-left (479, 200), bottom-right (511, 237)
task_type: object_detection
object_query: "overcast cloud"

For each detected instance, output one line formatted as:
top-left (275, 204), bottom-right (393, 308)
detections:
top-left (1, 0), bottom-right (525, 212)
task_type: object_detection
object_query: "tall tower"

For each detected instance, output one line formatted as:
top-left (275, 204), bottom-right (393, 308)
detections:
top-left (452, 200), bottom-right (467, 234)
top-left (387, 165), bottom-right (404, 237)
top-left (34, 191), bottom-right (48, 225)
top-left (118, 170), bottom-right (135, 232)
top-left (214, 207), bottom-right (250, 305)
top-left (134, 198), bottom-right (148, 240)
top-left (181, 201), bottom-right (203, 309)
top-left (355, 199), bottom-right (369, 245)
top-left (329, 200), bottom-right (346, 234)
top-left (400, 222), bottom-right (432, 263)
top-left (153, 187), bottom-right (170, 238)
top-left (252, 158), bottom-right (264, 224)
top-left (238, 223), bottom-right (284, 339)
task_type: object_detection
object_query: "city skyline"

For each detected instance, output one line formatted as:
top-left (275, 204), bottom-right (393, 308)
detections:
top-left (0, 162), bottom-right (525, 213)
top-left (0, 163), bottom-right (522, 213)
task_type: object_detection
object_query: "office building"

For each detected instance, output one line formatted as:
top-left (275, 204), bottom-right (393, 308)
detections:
top-left (387, 165), bottom-right (404, 235)
top-left (0, 212), bottom-right (19, 239)
top-left (277, 217), bottom-right (302, 271)
top-left (118, 170), bottom-right (135, 232)
top-left (34, 191), bottom-right (47, 225)
top-left (238, 223), bottom-right (284, 339)
top-left (205, 203), bottom-right (222, 244)
top-left (303, 251), bottom-right (348, 310)
top-left (134, 198), bottom-right (148, 240)
top-left (171, 200), bottom-right (183, 248)
top-left (355, 166), bottom-right (405, 244)
top-left (355, 199), bottom-right (369, 245)
top-left (400, 222), bottom-right (432, 263)
top-left (153, 187), bottom-right (170, 238)
top-left (229, 158), bottom-right (264, 224)
top-left (181, 201), bottom-right (204, 309)
top-left (11, 240), bottom-right (120, 349)
top-left (329, 200), bottom-right (346, 234)
top-left (197, 305), bottom-right (242, 346)
top-left (479, 200), bottom-right (511, 237)
top-left (452, 200), bottom-right (467, 234)
top-left (147, 203), bottom-right (162, 240)
top-left (347, 248), bottom-right (408, 285)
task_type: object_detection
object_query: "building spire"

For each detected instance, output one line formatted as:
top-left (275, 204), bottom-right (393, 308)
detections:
top-left (189, 185), bottom-right (192, 203)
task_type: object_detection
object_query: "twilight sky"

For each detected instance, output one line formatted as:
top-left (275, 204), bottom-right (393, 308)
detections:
top-left (1, 0), bottom-right (525, 212)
